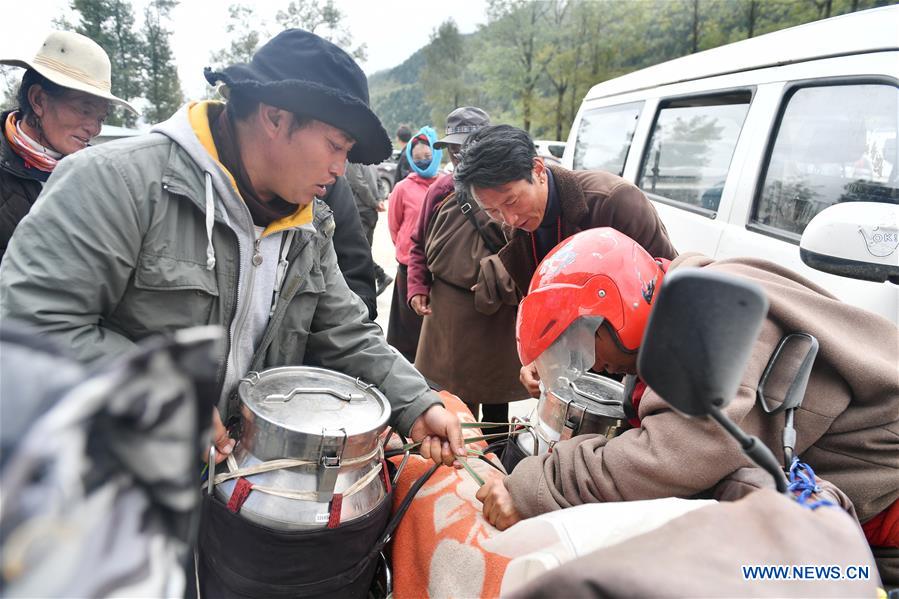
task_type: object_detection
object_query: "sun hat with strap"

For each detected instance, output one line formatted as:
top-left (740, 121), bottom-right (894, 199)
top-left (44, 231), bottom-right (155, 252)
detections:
top-left (1, 30), bottom-right (137, 114)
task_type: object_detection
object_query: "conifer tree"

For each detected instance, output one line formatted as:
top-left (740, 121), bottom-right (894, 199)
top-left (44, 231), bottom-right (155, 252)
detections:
top-left (142, 0), bottom-right (183, 124)
top-left (65, 0), bottom-right (144, 127)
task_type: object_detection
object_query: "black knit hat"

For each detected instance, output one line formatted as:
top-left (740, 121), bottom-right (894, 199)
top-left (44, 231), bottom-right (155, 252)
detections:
top-left (204, 29), bottom-right (391, 165)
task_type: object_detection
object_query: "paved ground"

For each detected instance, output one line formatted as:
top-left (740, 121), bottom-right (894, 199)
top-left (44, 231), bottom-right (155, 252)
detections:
top-left (369, 202), bottom-right (538, 422)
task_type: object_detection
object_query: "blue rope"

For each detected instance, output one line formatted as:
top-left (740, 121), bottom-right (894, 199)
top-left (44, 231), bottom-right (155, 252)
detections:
top-left (787, 457), bottom-right (835, 510)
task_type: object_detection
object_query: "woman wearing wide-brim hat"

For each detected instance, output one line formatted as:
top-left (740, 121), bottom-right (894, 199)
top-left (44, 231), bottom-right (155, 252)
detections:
top-left (0, 30), bottom-right (137, 262)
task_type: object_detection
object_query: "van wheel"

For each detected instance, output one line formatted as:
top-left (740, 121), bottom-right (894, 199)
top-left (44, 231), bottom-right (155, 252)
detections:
top-left (378, 177), bottom-right (392, 200)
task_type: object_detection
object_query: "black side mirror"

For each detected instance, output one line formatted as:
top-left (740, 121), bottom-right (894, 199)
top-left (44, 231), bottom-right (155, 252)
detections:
top-left (757, 333), bottom-right (819, 468)
top-left (637, 269), bottom-right (789, 493)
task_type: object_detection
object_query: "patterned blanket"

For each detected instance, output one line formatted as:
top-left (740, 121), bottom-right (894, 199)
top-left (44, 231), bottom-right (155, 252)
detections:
top-left (389, 392), bottom-right (510, 599)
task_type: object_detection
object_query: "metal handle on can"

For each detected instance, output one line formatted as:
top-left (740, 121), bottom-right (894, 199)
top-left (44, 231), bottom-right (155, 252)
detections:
top-left (242, 371), bottom-right (261, 385)
top-left (569, 380), bottom-right (622, 406)
top-left (263, 387), bottom-right (366, 403)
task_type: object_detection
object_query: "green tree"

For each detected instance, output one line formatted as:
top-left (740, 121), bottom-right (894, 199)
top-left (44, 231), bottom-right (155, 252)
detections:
top-left (482, 0), bottom-right (550, 133)
top-left (538, 0), bottom-right (590, 140)
top-left (66, 0), bottom-right (144, 127)
top-left (209, 4), bottom-right (267, 72)
top-left (369, 0), bottom-right (892, 142)
top-left (421, 20), bottom-right (470, 128)
top-left (275, 0), bottom-right (367, 62)
top-left (746, 0), bottom-right (760, 37)
top-left (142, 0), bottom-right (183, 124)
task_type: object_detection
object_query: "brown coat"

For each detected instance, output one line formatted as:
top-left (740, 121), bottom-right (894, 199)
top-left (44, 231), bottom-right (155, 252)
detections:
top-left (512, 489), bottom-right (881, 598)
top-left (414, 192), bottom-right (523, 406)
top-left (499, 166), bottom-right (678, 294)
top-left (506, 253), bottom-right (899, 525)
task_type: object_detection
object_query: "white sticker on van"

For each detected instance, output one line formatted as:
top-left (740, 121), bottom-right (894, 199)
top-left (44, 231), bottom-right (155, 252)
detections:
top-left (858, 225), bottom-right (899, 258)
top-left (315, 513), bottom-right (330, 523)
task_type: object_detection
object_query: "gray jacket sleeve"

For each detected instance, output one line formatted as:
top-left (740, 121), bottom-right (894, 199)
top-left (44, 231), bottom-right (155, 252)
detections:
top-left (0, 150), bottom-right (141, 364)
top-left (345, 163), bottom-right (380, 210)
top-left (306, 233), bottom-right (441, 435)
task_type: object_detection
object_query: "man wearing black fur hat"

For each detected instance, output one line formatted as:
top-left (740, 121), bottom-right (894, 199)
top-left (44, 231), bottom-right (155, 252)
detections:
top-left (1, 29), bottom-right (464, 591)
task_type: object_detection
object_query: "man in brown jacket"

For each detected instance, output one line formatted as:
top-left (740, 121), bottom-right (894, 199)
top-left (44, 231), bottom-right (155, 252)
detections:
top-left (454, 124), bottom-right (678, 394)
top-left (476, 228), bottom-right (899, 585)
top-left (453, 124), bottom-right (677, 297)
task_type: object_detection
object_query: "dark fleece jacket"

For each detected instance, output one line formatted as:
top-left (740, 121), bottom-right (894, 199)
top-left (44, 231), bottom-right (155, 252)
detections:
top-left (0, 110), bottom-right (48, 264)
top-left (319, 176), bottom-right (377, 320)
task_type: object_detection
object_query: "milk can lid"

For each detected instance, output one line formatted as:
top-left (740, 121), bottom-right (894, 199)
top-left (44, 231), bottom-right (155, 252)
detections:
top-left (238, 366), bottom-right (390, 435)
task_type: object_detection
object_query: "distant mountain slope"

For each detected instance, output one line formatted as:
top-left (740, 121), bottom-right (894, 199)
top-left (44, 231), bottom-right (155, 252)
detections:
top-left (368, 48), bottom-right (432, 139)
top-left (364, 1), bottom-right (879, 143)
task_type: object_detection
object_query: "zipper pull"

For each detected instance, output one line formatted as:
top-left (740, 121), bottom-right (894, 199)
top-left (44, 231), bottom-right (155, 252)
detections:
top-left (252, 237), bottom-right (263, 266)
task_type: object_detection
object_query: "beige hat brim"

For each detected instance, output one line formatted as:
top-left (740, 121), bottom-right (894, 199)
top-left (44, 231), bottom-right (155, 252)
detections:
top-left (0, 57), bottom-right (138, 115)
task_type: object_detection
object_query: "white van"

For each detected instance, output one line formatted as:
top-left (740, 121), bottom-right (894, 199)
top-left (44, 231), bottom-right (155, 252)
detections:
top-left (562, 6), bottom-right (898, 324)
top-left (533, 139), bottom-right (567, 164)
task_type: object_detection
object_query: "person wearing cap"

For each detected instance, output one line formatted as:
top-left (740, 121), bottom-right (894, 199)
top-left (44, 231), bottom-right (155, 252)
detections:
top-left (475, 227), bottom-right (899, 584)
top-left (453, 124), bottom-right (678, 397)
top-left (407, 107), bottom-right (523, 431)
top-left (0, 29), bottom-right (462, 495)
top-left (0, 30), bottom-right (136, 262)
top-left (386, 125), bottom-right (442, 362)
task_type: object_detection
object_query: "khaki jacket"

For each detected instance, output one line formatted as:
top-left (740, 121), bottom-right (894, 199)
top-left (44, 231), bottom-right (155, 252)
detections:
top-left (506, 253), bottom-right (899, 524)
top-left (0, 110), bottom-right (46, 263)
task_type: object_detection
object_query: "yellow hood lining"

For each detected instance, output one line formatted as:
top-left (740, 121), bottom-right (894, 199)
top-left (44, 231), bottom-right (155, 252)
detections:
top-left (188, 101), bottom-right (313, 237)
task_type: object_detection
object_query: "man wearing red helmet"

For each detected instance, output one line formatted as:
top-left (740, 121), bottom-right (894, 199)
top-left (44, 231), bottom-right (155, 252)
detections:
top-left (476, 228), bottom-right (899, 584)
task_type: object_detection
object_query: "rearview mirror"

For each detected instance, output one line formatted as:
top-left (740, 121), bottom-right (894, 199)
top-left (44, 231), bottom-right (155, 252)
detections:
top-left (637, 269), bottom-right (789, 493)
top-left (637, 269), bottom-right (768, 417)
top-left (800, 202), bottom-right (899, 284)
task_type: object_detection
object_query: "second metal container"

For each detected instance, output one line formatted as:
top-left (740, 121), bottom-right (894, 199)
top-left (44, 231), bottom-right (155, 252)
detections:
top-left (517, 373), bottom-right (628, 456)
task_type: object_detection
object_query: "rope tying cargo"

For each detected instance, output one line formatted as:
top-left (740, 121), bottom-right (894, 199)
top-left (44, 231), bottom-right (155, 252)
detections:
top-left (214, 443), bottom-right (385, 503)
top-left (788, 458), bottom-right (836, 510)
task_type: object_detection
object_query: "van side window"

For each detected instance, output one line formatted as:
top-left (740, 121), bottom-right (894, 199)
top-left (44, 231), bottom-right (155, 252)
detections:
top-left (638, 92), bottom-right (750, 213)
top-left (573, 102), bottom-right (643, 175)
top-left (548, 144), bottom-right (565, 159)
top-left (753, 84), bottom-right (898, 238)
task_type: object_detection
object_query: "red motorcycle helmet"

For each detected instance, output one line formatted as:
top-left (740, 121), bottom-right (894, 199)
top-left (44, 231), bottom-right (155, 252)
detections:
top-left (516, 228), bottom-right (666, 367)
